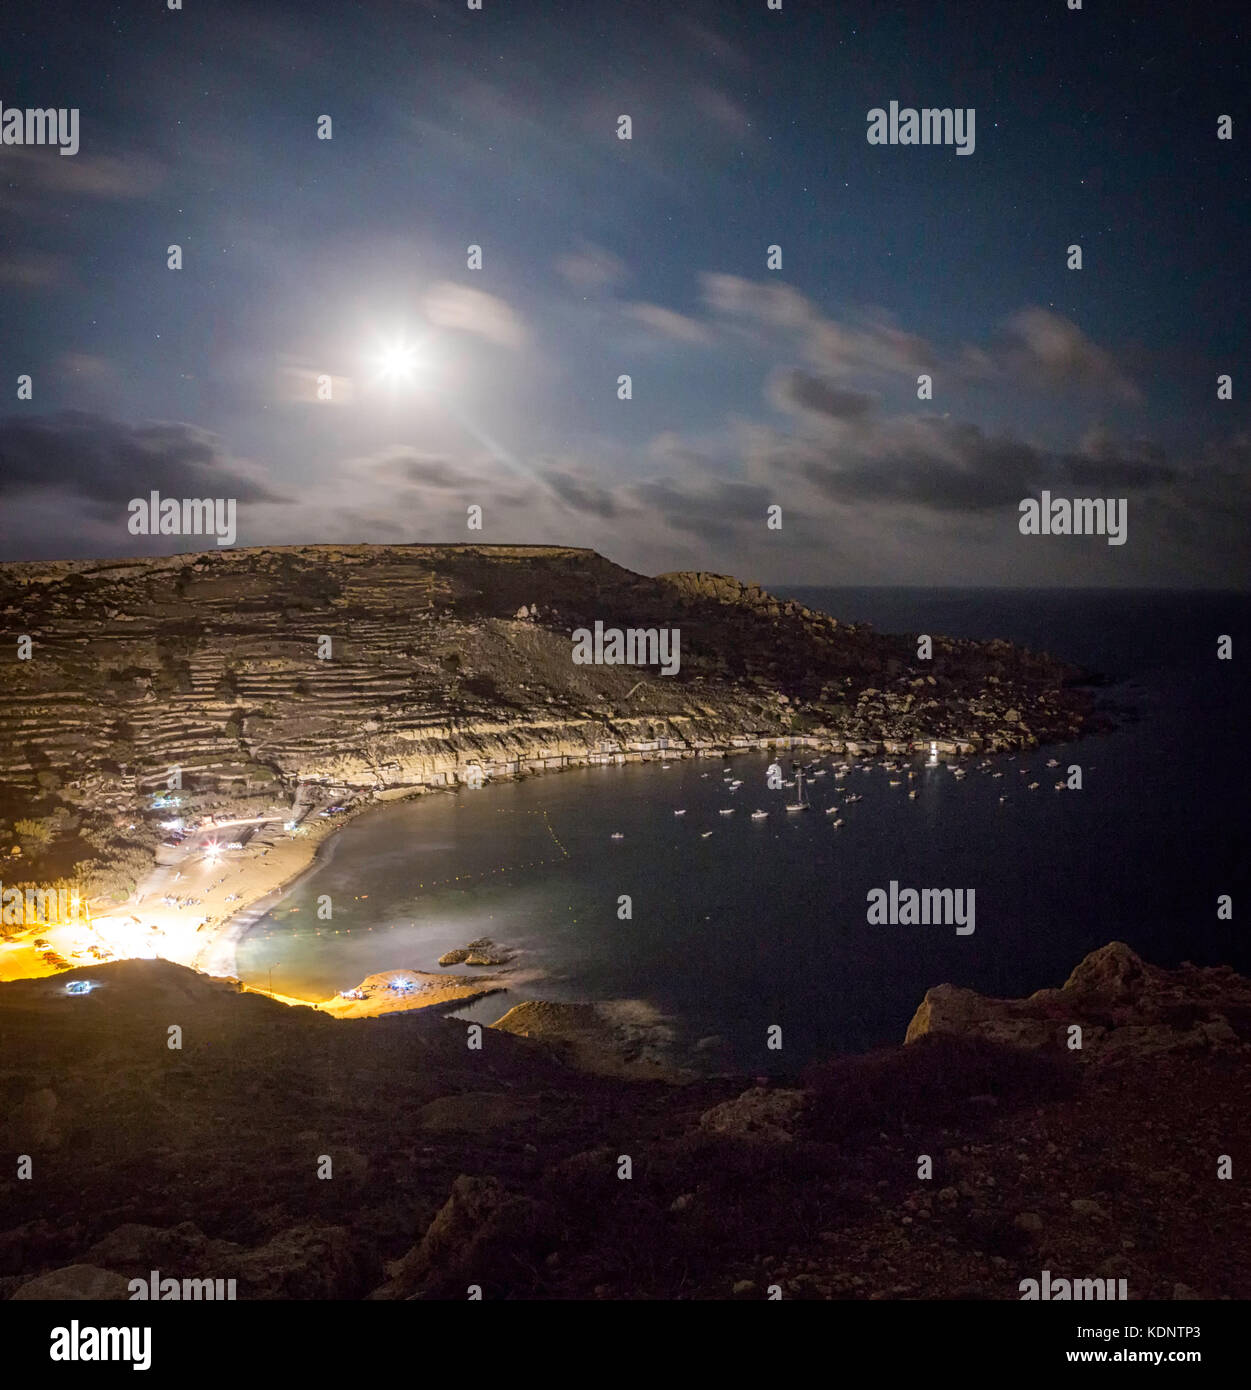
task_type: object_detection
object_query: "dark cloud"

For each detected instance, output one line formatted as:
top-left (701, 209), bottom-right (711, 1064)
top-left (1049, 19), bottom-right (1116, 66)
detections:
top-left (542, 468), bottom-right (620, 519)
top-left (769, 370), bottom-right (876, 421)
top-left (757, 414), bottom-right (1177, 514)
top-left (0, 412), bottom-right (286, 510)
top-left (363, 449), bottom-right (466, 490)
top-left (628, 476), bottom-right (772, 543)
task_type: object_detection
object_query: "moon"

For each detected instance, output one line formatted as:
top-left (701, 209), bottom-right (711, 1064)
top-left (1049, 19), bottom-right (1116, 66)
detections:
top-left (373, 338), bottom-right (421, 385)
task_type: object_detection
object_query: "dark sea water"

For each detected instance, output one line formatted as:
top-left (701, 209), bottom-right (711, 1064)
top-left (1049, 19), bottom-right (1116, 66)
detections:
top-left (236, 589), bottom-right (1248, 1072)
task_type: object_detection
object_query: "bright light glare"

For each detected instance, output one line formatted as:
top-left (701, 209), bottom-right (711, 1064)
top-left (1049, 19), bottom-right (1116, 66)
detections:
top-left (373, 339), bottom-right (421, 385)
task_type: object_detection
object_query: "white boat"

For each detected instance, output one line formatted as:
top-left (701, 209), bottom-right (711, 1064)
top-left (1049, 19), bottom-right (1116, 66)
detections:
top-left (908, 789), bottom-right (918, 798)
top-left (700, 830), bottom-right (714, 838)
top-left (785, 766), bottom-right (811, 812)
top-left (719, 808), bottom-right (735, 816)
top-left (610, 832), bottom-right (624, 839)
top-left (831, 817), bottom-right (844, 828)
top-left (751, 809), bottom-right (769, 820)
top-left (1028, 782), bottom-right (1039, 790)
top-left (824, 806), bottom-right (839, 815)
top-left (1046, 758), bottom-right (1059, 767)
top-left (674, 809), bottom-right (686, 816)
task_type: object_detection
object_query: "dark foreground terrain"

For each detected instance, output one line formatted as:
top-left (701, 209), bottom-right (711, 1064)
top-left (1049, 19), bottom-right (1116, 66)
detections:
top-left (0, 942), bottom-right (1247, 1300)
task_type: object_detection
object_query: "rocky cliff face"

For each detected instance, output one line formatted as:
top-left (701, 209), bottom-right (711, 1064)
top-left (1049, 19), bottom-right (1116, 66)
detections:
top-left (0, 543), bottom-right (1091, 815)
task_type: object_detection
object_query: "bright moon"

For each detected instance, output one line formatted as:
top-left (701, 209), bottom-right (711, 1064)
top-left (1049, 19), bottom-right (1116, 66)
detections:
top-left (373, 339), bottom-right (421, 385)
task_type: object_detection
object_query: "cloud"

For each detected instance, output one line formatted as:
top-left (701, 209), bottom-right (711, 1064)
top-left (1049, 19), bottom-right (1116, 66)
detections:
top-left (768, 370), bottom-right (875, 421)
top-left (692, 86), bottom-right (753, 137)
top-left (276, 355), bottom-right (355, 405)
top-left (356, 448), bottom-right (467, 491)
top-left (0, 147), bottom-right (164, 202)
top-left (422, 282), bottom-right (527, 349)
top-left (554, 242), bottom-right (629, 293)
top-left (541, 466), bottom-right (621, 519)
top-left (0, 413), bottom-right (286, 510)
top-left (622, 303), bottom-right (711, 344)
top-left (701, 276), bottom-right (1140, 401)
top-left (749, 410), bottom-right (1176, 514)
top-left (1003, 308), bottom-right (1142, 402)
top-left (702, 275), bottom-right (939, 377)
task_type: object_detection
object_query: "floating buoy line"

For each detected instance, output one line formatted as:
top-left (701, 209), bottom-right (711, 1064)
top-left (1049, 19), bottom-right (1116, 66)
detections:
top-left (251, 806), bottom-right (570, 940)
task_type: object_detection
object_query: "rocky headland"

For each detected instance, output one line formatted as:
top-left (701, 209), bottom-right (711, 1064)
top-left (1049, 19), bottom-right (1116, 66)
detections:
top-left (0, 544), bottom-right (1094, 911)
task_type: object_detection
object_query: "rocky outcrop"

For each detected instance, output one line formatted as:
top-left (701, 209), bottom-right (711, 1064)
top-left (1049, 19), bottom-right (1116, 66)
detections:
top-left (369, 1175), bottom-right (548, 1300)
top-left (905, 942), bottom-right (1251, 1063)
top-left (699, 1086), bottom-right (808, 1143)
top-left (438, 938), bottom-right (513, 967)
top-left (85, 1221), bottom-right (244, 1278)
top-left (234, 1223), bottom-right (374, 1300)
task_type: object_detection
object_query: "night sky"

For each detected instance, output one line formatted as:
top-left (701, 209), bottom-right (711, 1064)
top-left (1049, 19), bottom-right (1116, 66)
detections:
top-left (1, 0), bottom-right (1247, 585)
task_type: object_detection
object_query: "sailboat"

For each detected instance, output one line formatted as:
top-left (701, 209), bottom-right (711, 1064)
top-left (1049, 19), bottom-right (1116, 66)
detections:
top-left (785, 765), bottom-right (811, 812)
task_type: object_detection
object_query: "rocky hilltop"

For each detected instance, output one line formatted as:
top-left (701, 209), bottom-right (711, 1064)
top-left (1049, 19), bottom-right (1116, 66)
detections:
top-left (0, 543), bottom-right (1092, 895)
top-left (0, 942), bottom-right (1246, 1300)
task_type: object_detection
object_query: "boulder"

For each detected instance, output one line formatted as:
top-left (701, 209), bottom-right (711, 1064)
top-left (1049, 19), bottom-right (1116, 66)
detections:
top-left (85, 1221), bottom-right (245, 1279)
top-left (699, 1087), bottom-right (807, 1143)
top-left (370, 1175), bottom-right (546, 1300)
top-left (235, 1223), bottom-right (373, 1300)
top-left (1063, 941), bottom-right (1152, 1002)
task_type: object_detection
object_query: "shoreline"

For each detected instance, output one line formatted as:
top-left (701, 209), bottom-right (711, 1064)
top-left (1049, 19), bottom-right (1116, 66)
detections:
top-left (196, 732), bottom-right (930, 993)
top-left (1, 727), bottom-right (1060, 1017)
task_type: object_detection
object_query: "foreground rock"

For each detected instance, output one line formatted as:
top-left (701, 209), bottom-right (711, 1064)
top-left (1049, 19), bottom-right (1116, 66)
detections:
top-left (906, 942), bottom-right (1251, 1063)
top-left (369, 1176), bottom-right (548, 1300)
top-left (490, 999), bottom-right (688, 1080)
top-left (699, 1087), bottom-right (808, 1143)
top-left (2, 948), bottom-right (1247, 1299)
top-left (438, 938), bottom-right (513, 968)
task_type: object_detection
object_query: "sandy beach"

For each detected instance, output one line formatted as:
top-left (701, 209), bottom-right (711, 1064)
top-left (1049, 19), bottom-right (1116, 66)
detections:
top-left (2, 738), bottom-right (907, 1020)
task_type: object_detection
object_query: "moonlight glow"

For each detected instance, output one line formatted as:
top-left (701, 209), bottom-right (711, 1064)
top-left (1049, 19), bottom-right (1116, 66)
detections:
top-left (372, 339), bottom-right (422, 386)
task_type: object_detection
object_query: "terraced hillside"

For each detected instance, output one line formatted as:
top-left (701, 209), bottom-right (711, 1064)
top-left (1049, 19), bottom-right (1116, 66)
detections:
top-left (0, 544), bottom-right (1092, 888)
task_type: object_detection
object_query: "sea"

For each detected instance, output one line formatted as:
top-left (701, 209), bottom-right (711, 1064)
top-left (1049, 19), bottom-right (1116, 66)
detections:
top-left (235, 589), bottom-right (1248, 1072)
